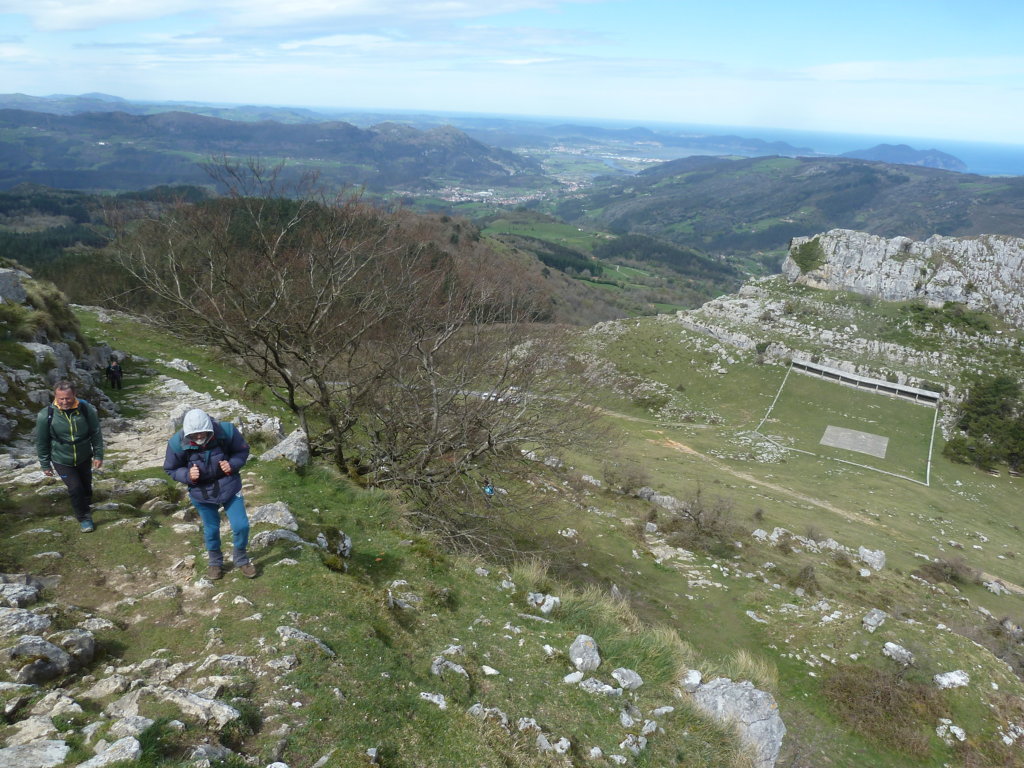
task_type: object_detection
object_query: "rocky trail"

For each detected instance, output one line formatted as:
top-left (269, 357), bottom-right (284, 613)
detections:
top-left (0, 377), bottom-right (337, 768)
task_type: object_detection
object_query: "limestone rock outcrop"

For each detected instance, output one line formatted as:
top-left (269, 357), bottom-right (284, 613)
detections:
top-left (784, 230), bottom-right (1024, 328)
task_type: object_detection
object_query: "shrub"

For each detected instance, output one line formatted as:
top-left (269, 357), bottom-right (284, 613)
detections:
top-left (832, 550), bottom-right (854, 569)
top-left (787, 564), bottom-right (821, 595)
top-left (914, 556), bottom-right (980, 586)
top-left (791, 238), bottom-right (826, 273)
top-left (601, 458), bottom-right (650, 493)
top-left (663, 484), bottom-right (742, 557)
top-left (822, 664), bottom-right (945, 757)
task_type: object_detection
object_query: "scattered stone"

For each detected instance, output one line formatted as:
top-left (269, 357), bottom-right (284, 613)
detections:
top-left (568, 634), bottom-right (601, 672)
top-left (29, 690), bottom-right (81, 717)
top-left (76, 741), bottom-right (142, 768)
top-left (984, 580), bottom-right (1010, 596)
top-left (466, 703), bottom-right (509, 730)
top-left (276, 627), bottom-right (335, 657)
top-left (419, 692), bottom-right (447, 710)
top-left (857, 546), bottom-right (886, 571)
top-left (141, 585), bottom-right (180, 601)
top-left (250, 530), bottom-right (313, 551)
top-left (618, 733), bottom-right (648, 756)
top-left (0, 608), bottom-right (50, 637)
top-left (611, 668), bottom-right (644, 690)
top-left (49, 628), bottom-right (96, 668)
top-left (882, 642), bottom-right (915, 667)
top-left (0, 583), bottom-right (41, 609)
top-left (0, 740), bottom-right (69, 768)
top-left (680, 669), bottom-right (702, 692)
top-left (526, 592), bottom-right (561, 614)
top-left (6, 715), bottom-right (58, 746)
top-left (934, 670), bottom-right (969, 689)
top-left (862, 609), bottom-right (888, 634)
top-left (249, 502), bottom-right (298, 531)
top-left (107, 715), bottom-right (155, 739)
top-left (430, 656), bottom-right (468, 677)
top-left (259, 429), bottom-right (310, 467)
top-left (0, 635), bottom-right (73, 684)
top-left (579, 678), bottom-right (621, 696)
top-left (689, 677), bottom-right (786, 768)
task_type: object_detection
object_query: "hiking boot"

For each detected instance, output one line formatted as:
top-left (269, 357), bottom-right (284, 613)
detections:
top-left (80, 520), bottom-right (95, 533)
top-left (239, 562), bottom-right (257, 579)
top-left (207, 565), bottom-right (224, 580)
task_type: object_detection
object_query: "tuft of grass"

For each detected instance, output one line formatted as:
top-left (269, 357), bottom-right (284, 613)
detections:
top-left (558, 584), bottom-right (642, 635)
top-left (136, 717), bottom-right (191, 767)
top-left (721, 649), bottom-right (779, 693)
top-left (510, 557), bottom-right (552, 594)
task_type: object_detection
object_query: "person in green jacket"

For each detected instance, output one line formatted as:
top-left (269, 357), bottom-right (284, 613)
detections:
top-left (35, 380), bottom-right (104, 532)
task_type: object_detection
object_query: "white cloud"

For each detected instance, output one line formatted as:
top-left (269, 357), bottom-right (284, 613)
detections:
top-left (280, 33), bottom-right (394, 51)
top-left (494, 57), bottom-right (561, 66)
top-left (0, 0), bottom-right (199, 31)
top-left (0, 0), bottom-right (597, 32)
top-left (804, 56), bottom-right (1024, 84)
top-left (0, 43), bottom-right (34, 60)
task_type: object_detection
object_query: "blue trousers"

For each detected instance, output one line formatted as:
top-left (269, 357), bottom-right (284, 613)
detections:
top-left (192, 493), bottom-right (250, 567)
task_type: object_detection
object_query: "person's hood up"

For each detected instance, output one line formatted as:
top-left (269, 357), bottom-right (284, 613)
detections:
top-left (182, 409), bottom-right (214, 438)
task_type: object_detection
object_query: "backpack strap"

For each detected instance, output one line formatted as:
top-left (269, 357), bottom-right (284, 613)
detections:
top-left (215, 421), bottom-right (235, 454)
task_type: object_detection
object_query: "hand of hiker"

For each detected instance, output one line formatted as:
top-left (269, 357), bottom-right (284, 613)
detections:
top-left (93, 459), bottom-right (103, 470)
top-left (219, 460), bottom-right (231, 475)
top-left (189, 465), bottom-right (200, 482)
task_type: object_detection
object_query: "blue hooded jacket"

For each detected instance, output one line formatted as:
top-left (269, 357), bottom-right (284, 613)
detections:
top-left (164, 409), bottom-right (249, 506)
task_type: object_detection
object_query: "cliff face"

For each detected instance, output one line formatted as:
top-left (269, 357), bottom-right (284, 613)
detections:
top-left (783, 229), bottom-right (1024, 328)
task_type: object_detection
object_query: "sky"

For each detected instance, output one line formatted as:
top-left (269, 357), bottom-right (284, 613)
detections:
top-left (2, 0), bottom-right (1023, 146)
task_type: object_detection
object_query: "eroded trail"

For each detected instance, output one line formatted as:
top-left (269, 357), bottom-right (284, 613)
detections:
top-left (650, 434), bottom-right (1024, 595)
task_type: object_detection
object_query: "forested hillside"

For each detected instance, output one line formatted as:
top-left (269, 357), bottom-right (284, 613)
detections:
top-left (556, 155), bottom-right (1024, 266)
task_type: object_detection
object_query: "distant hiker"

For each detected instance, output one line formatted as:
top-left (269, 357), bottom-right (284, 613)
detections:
top-left (483, 478), bottom-right (495, 498)
top-left (105, 359), bottom-right (124, 390)
top-left (35, 380), bottom-right (104, 533)
top-left (164, 408), bottom-right (255, 580)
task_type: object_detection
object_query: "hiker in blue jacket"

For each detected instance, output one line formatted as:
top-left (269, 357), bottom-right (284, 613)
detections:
top-left (35, 380), bottom-right (104, 532)
top-left (164, 408), bottom-right (256, 580)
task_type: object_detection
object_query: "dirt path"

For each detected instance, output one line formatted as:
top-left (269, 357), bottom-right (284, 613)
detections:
top-left (104, 376), bottom-right (266, 473)
top-left (650, 434), bottom-right (1024, 596)
top-left (654, 436), bottom-right (882, 529)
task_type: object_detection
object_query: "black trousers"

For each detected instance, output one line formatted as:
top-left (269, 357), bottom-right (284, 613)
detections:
top-left (52, 460), bottom-right (94, 521)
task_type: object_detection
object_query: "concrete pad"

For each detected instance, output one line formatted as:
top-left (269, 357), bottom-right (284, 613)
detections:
top-left (820, 426), bottom-right (888, 459)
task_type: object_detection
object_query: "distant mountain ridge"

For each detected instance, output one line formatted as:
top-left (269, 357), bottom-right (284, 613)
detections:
top-left (841, 143), bottom-right (967, 172)
top-left (0, 108), bottom-right (547, 192)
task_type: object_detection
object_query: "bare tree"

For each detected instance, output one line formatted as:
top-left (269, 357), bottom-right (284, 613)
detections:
top-left (109, 159), bottom-right (600, 504)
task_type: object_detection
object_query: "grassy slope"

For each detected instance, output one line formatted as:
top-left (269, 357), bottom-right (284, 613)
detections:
top-left (3, 301), bottom-right (1023, 767)
top-left (573, 312), bottom-right (1024, 766)
top-left (1, 308), bottom-right (756, 768)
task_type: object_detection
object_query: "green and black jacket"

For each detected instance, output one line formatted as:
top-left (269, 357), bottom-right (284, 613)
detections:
top-left (35, 399), bottom-right (104, 468)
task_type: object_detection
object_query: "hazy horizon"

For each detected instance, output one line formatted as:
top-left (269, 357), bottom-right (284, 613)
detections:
top-left (2, 1), bottom-right (1022, 146)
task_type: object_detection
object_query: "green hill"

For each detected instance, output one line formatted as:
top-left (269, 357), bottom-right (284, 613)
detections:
top-left (557, 155), bottom-right (1024, 268)
top-left (0, 109), bottom-right (551, 193)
